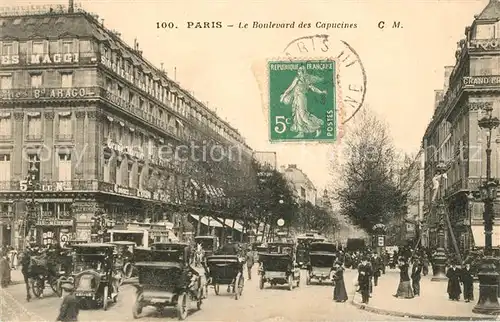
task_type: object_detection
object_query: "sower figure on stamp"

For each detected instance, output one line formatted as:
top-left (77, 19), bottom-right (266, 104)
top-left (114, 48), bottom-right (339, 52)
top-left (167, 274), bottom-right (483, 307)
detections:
top-left (411, 257), bottom-right (422, 296)
top-left (279, 65), bottom-right (327, 138)
top-left (357, 257), bottom-right (372, 304)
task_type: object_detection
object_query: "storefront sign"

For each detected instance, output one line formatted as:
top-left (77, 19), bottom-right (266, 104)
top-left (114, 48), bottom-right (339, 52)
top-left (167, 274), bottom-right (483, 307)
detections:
top-left (463, 76), bottom-right (500, 86)
top-left (468, 39), bottom-right (500, 51)
top-left (0, 87), bottom-right (95, 100)
top-left (101, 55), bottom-right (135, 83)
top-left (138, 190), bottom-right (152, 199)
top-left (114, 184), bottom-right (132, 195)
top-left (37, 219), bottom-right (73, 226)
top-left (0, 53), bottom-right (79, 65)
top-left (377, 235), bottom-right (385, 247)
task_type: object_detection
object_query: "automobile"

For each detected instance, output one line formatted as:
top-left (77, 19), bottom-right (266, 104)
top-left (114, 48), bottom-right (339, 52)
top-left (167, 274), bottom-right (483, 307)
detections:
top-left (109, 241), bottom-right (136, 279)
top-left (132, 243), bottom-right (203, 320)
top-left (296, 232), bottom-right (325, 268)
top-left (258, 242), bottom-right (300, 291)
top-left (205, 254), bottom-right (244, 300)
top-left (306, 242), bottom-right (337, 285)
top-left (69, 243), bottom-right (118, 310)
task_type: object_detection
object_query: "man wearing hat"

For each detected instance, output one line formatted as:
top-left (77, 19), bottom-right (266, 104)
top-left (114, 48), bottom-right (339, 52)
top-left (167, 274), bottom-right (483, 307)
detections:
top-left (357, 256), bottom-right (372, 304)
top-left (411, 257), bottom-right (422, 296)
top-left (56, 282), bottom-right (79, 321)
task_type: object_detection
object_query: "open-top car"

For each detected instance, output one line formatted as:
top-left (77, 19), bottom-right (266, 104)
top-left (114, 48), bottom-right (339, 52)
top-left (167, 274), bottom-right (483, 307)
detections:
top-left (132, 243), bottom-right (203, 320)
top-left (258, 242), bottom-right (300, 291)
top-left (69, 243), bottom-right (118, 310)
top-left (205, 253), bottom-right (244, 300)
top-left (110, 241), bottom-right (136, 280)
top-left (306, 242), bottom-right (337, 285)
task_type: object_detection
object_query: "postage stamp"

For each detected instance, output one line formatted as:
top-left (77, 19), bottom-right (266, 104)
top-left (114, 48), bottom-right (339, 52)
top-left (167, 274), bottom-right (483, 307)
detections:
top-left (268, 58), bottom-right (337, 142)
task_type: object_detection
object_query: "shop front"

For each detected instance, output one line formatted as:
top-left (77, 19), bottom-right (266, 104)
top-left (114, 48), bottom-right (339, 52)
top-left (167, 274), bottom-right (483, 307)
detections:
top-left (35, 218), bottom-right (75, 247)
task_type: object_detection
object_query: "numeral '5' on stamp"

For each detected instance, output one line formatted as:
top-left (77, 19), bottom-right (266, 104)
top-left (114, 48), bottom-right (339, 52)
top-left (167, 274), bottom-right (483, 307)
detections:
top-left (268, 59), bottom-right (337, 143)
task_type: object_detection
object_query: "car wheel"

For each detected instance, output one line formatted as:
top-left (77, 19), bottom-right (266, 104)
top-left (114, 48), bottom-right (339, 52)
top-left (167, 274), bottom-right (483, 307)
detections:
top-left (177, 292), bottom-right (188, 320)
top-left (133, 294), bottom-right (143, 319)
top-left (288, 275), bottom-right (293, 291)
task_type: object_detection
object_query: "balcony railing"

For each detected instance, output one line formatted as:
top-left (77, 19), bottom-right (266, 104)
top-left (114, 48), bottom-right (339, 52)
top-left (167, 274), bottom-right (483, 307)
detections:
top-left (26, 134), bottom-right (42, 141)
top-left (56, 134), bottom-right (74, 141)
top-left (0, 134), bottom-right (12, 141)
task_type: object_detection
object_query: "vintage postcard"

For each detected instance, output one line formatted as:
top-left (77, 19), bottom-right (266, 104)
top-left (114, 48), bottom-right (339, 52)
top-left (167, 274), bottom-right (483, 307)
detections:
top-left (0, 0), bottom-right (498, 321)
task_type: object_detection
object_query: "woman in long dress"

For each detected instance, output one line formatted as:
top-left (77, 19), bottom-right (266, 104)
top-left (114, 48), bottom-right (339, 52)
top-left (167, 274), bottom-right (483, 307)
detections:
top-left (280, 66), bottom-right (327, 138)
top-left (394, 258), bottom-right (414, 299)
top-left (332, 262), bottom-right (348, 302)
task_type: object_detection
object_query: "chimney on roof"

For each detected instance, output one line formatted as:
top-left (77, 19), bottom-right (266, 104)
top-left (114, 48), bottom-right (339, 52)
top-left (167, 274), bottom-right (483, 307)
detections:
top-left (288, 164), bottom-right (297, 169)
top-left (68, 0), bottom-right (74, 13)
top-left (280, 165), bottom-right (286, 172)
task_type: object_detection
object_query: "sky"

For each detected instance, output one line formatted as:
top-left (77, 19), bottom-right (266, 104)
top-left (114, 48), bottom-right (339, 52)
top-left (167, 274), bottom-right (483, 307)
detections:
top-left (4, 0), bottom-right (491, 190)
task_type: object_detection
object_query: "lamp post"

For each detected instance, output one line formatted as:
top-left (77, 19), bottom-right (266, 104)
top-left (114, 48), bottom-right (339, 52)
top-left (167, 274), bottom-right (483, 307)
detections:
top-left (473, 104), bottom-right (500, 314)
top-left (431, 161), bottom-right (448, 281)
top-left (25, 164), bottom-right (39, 245)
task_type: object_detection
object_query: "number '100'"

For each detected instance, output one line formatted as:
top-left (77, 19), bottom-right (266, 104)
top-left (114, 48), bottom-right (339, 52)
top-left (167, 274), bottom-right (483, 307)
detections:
top-left (157, 22), bottom-right (175, 29)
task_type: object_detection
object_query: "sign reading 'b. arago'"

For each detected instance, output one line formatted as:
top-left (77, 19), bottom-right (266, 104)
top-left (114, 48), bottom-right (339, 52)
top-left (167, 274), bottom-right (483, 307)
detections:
top-left (268, 59), bottom-right (337, 142)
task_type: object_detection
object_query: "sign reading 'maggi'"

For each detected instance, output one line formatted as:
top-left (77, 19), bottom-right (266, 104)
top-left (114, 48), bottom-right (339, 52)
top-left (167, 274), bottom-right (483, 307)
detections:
top-left (0, 53), bottom-right (79, 65)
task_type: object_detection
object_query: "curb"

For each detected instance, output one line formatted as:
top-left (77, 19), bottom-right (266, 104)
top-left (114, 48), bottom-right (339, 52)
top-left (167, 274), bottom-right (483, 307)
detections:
top-left (350, 299), bottom-right (498, 321)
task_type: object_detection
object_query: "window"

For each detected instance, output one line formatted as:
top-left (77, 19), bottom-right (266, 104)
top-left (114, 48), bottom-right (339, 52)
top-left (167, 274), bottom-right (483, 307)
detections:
top-left (27, 154), bottom-right (40, 182)
top-left (300, 187), bottom-right (306, 198)
top-left (117, 85), bottom-right (123, 98)
top-left (32, 42), bottom-right (44, 55)
top-left (106, 77), bottom-right (113, 92)
top-left (0, 115), bottom-right (12, 138)
top-left (0, 75), bottom-right (12, 90)
top-left (137, 166), bottom-right (143, 189)
top-left (476, 24), bottom-right (495, 40)
top-left (62, 41), bottom-right (72, 54)
top-left (116, 159), bottom-right (122, 185)
top-left (27, 115), bottom-right (42, 139)
top-left (58, 154), bottom-right (71, 182)
top-left (30, 74), bottom-right (42, 88)
top-left (2, 43), bottom-right (12, 56)
top-left (0, 154), bottom-right (11, 182)
top-left (61, 73), bottom-right (72, 88)
top-left (58, 114), bottom-right (72, 139)
top-left (128, 163), bottom-right (133, 187)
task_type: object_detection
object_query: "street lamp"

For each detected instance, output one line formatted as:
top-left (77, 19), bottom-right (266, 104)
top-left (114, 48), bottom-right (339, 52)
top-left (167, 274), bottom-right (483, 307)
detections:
top-left (473, 103), bottom-right (500, 315)
top-left (431, 161), bottom-right (448, 282)
top-left (25, 164), bottom-right (39, 245)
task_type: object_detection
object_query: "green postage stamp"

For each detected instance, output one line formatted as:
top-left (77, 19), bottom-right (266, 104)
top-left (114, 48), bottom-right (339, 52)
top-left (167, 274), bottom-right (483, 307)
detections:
top-left (268, 59), bottom-right (337, 142)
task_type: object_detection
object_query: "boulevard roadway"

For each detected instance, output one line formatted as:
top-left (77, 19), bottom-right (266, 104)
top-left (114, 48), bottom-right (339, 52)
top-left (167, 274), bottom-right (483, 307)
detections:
top-left (0, 268), bottom-right (407, 321)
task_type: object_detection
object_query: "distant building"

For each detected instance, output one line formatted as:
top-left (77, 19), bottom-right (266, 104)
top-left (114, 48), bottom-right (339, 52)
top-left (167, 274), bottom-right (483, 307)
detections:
top-left (317, 189), bottom-right (331, 209)
top-left (280, 164), bottom-right (317, 205)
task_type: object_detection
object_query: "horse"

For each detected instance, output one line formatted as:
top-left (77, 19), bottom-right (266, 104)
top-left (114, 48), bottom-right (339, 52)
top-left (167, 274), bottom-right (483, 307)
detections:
top-left (20, 248), bottom-right (63, 301)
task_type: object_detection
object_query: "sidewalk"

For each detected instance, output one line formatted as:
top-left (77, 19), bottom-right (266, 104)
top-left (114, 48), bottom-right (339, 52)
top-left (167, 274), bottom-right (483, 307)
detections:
top-left (351, 270), bottom-right (498, 320)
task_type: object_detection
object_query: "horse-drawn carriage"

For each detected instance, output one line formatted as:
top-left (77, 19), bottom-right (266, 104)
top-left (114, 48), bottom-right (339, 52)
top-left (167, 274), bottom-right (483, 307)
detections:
top-left (193, 236), bottom-right (218, 267)
top-left (110, 241), bottom-right (136, 280)
top-left (22, 247), bottom-right (65, 300)
top-left (205, 254), bottom-right (244, 300)
top-left (306, 242), bottom-right (337, 285)
top-left (258, 242), bottom-right (300, 291)
top-left (69, 243), bottom-right (118, 310)
top-left (132, 243), bottom-right (203, 320)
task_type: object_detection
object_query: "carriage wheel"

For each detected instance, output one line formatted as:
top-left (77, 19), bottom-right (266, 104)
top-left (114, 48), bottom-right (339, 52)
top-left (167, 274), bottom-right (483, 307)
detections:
top-left (288, 275), bottom-right (294, 291)
top-left (214, 284), bottom-right (219, 295)
top-left (31, 278), bottom-right (44, 298)
top-left (102, 286), bottom-right (109, 311)
top-left (259, 276), bottom-right (264, 290)
top-left (133, 293), bottom-right (143, 319)
top-left (196, 288), bottom-right (203, 310)
top-left (50, 278), bottom-right (62, 297)
top-left (177, 292), bottom-right (188, 320)
top-left (123, 263), bottom-right (133, 279)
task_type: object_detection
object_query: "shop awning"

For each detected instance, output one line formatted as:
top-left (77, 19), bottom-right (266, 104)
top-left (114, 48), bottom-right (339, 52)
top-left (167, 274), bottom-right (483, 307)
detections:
top-left (190, 214), bottom-right (223, 227)
top-left (217, 218), bottom-right (243, 232)
top-left (471, 225), bottom-right (500, 247)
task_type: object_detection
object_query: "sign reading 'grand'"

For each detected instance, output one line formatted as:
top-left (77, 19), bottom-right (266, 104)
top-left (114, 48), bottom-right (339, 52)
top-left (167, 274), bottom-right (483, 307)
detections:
top-left (0, 53), bottom-right (79, 65)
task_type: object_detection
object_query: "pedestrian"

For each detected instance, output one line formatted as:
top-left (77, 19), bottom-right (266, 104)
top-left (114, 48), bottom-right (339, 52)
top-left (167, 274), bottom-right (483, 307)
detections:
top-left (56, 283), bottom-right (79, 321)
top-left (245, 249), bottom-right (254, 280)
top-left (371, 254), bottom-right (382, 287)
top-left (411, 257), bottom-right (422, 296)
top-left (357, 257), bottom-right (372, 304)
top-left (0, 251), bottom-right (11, 288)
top-left (461, 262), bottom-right (474, 302)
top-left (422, 255), bottom-right (429, 276)
top-left (394, 257), bottom-right (414, 299)
top-left (446, 261), bottom-right (462, 301)
top-left (332, 261), bottom-right (348, 302)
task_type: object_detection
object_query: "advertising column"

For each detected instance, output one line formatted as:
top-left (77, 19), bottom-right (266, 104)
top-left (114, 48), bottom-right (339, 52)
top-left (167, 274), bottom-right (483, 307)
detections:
top-left (71, 201), bottom-right (98, 242)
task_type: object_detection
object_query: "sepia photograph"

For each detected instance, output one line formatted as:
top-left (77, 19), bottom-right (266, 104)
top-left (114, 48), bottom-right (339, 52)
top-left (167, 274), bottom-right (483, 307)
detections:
top-left (0, 0), bottom-right (499, 321)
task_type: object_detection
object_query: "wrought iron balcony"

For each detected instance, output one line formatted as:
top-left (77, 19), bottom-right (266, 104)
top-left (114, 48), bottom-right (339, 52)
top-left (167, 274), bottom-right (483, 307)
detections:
top-left (56, 134), bottom-right (74, 141)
